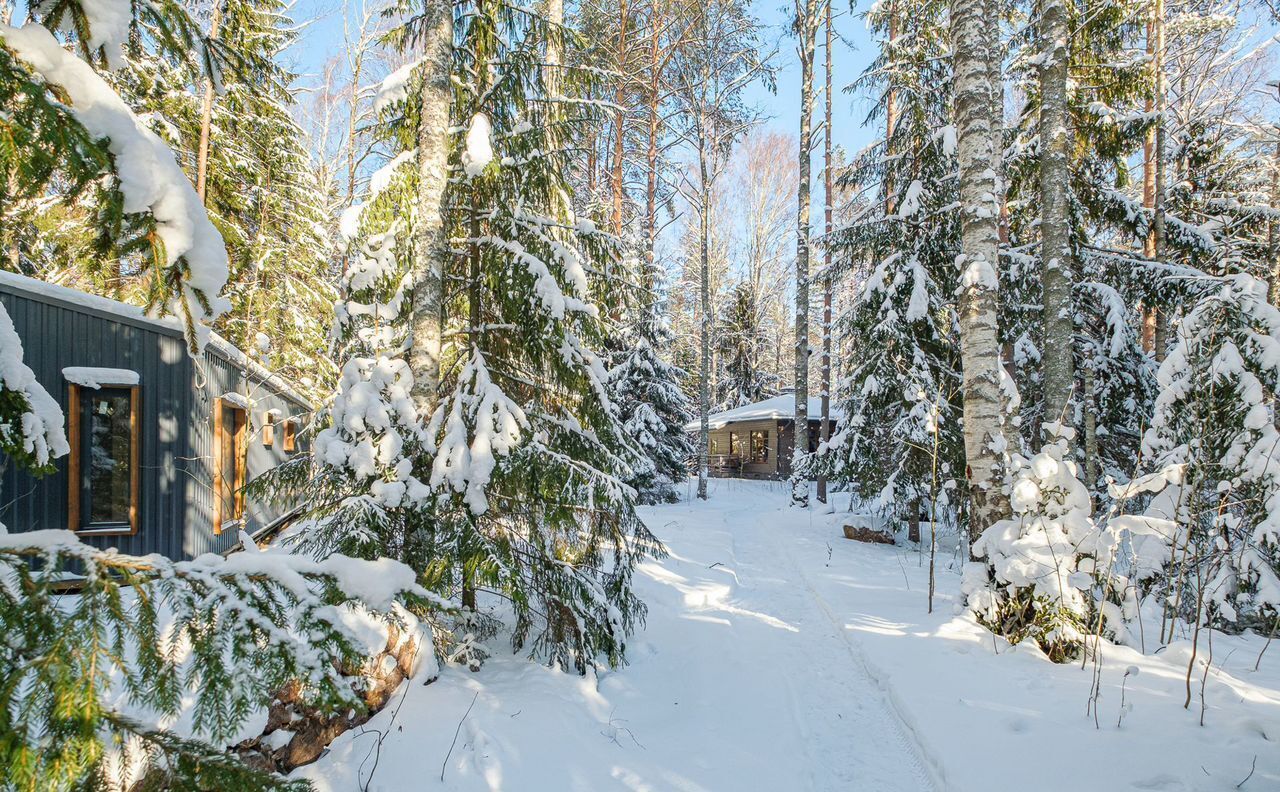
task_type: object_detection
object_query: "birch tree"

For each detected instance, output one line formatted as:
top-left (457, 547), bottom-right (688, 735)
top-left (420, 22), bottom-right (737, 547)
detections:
top-left (408, 0), bottom-right (452, 414)
top-left (951, 0), bottom-right (1011, 540)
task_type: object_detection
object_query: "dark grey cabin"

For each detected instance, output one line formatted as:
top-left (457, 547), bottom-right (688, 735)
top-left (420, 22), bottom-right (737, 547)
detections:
top-left (0, 270), bottom-right (311, 559)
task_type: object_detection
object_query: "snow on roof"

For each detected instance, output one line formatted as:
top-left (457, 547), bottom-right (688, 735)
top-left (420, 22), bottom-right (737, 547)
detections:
top-left (0, 270), bottom-right (310, 408)
top-left (685, 395), bottom-right (845, 432)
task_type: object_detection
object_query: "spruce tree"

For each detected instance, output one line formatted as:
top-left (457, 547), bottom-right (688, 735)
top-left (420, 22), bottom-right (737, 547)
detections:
top-left (0, 10), bottom-right (427, 789)
top-left (1002, 0), bottom-right (1159, 493)
top-left (0, 0), bottom-right (232, 351)
top-left (268, 0), bottom-right (662, 673)
top-left (1130, 280), bottom-right (1280, 628)
top-left (718, 281), bottom-right (775, 406)
top-left (608, 279), bottom-right (694, 504)
top-left (820, 0), bottom-right (966, 531)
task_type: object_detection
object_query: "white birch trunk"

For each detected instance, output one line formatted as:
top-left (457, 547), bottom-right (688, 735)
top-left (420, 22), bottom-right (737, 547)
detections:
top-left (409, 0), bottom-right (453, 417)
top-left (698, 132), bottom-right (711, 501)
top-left (952, 0), bottom-right (1010, 542)
top-left (817, 0), bottom-right (834, 505)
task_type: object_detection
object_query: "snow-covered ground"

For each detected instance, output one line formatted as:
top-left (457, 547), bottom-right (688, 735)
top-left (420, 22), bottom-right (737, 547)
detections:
top-left (296, 479), bottom-right (1280, 791)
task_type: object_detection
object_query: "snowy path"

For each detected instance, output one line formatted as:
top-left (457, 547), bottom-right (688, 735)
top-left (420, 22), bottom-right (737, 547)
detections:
top-left (297, 479), bottom-right (935, 791)
top-left (296, 479), bottom-right (1280, 791)
top-left (609, 479), bottom-right (935, 792)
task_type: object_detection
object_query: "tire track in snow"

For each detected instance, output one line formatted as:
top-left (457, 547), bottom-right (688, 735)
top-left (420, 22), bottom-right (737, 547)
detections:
top-left (699, 489), bottom-right (934, 792)
top-left (774, 527), bottom-right (945, 792)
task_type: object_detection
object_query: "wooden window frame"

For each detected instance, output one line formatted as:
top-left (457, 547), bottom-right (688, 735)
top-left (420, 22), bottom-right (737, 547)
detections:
top-left (749, 430), bottom-right (769, 464)
top-left (68, 383), bottom-right (141, 536)
top-left (262, 412), bottom-right (275, 447)
top-left (282, 418), bottom-right (297, 453)
top-left (213, 397), bottom-right (248, 534)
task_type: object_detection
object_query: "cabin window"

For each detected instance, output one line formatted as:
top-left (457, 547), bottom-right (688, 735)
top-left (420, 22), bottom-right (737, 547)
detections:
top-left (283, 419), bottom-right (297, 453)
top-left (262, 413), bottom-right (275, 447)
top-left (709, 436), bottom-right (721, 455)
top-left (214, 398), bottom-right (248, 533)
top-left (729, 432), bottom-right (742, 456)
top-left (68, 384), bottom-right (140, 534)
top-left (749, 430), bottom-right (769, 464)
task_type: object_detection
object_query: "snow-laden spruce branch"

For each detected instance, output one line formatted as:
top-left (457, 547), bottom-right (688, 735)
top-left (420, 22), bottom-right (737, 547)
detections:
top-left (0, 525), bottom-right (433, 791)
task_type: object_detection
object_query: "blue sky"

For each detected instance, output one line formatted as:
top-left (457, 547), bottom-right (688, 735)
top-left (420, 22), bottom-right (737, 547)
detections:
top-left (284, 0), bottom-right (882, 163)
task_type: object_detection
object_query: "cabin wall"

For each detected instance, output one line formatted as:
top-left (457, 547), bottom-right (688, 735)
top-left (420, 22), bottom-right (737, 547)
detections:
top-left (705, 419), bottom-right (782, 479)
top-left (1, 281), bottom-right (309, 560)
top-left (191, 349), bottom-right (311, 555)
top-left (702, 418), bottom-right (832, 480)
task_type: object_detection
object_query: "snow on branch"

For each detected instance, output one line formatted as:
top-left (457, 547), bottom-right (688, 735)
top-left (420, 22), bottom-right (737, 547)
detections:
top-left (0, 525), bottom-right (431, 789)
top-left (0, 302), bottom-right (69, 471)
top-left (0, 23), bottom-right (231, 351)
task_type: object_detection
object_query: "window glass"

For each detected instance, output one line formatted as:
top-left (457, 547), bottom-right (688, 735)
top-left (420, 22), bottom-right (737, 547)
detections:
top-left (710, 436), bottom-right (721, 455)
top-left (749, 430), bottom-right (769, 464)
top-left (729, 432), bottom-right (741, 455)
top-left (218, 403), bottom-right (247, 528)
top-left (83, 389), bottom-right (133, 525)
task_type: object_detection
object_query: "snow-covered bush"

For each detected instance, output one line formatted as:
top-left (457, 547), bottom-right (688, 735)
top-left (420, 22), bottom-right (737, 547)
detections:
top-left (963, 425), bottom-right (1120, 660)
top-left (1124, 275), bottom-right (1280, 629)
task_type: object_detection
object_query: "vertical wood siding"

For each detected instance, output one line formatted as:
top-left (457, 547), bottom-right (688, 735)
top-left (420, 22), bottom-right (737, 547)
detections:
top-left (0, 284), bottom-right (310, 560)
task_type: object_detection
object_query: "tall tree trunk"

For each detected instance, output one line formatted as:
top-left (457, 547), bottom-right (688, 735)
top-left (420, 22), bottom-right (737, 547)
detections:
top-left (1083, 356), bottom-right (1098, 496)
top-left (698, 132), bottom-right (711, 501)
top-left (884, 5), bottom-right (898, 213)
top-left (1151, 0), bottom-right (1168, 362)
top-left (1141, 18), bottom-right (1158, 350)
top-left (952, 0), bottom-right (1010, 544)
top-left (1270, 139), bottom-right (1280, 307)
top-left (818, 0), bottom-right (834, 504)
top-left (612, 0), bottom-right (630, 235)
top-left (195, 1), bottom-right (225, 204)
top-left (1038, 0), bottom-right (1074, 429)
top-left (643, 10), bottom-right (660, 280)
top-left (792, 0), bottom-right (817, 507)
top-left (546, 0), bottom-right (563, 95)
top-left (409, 0), bottom-right (453, 416)
top-left (346, 49), bottom-right (367, 207)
